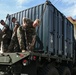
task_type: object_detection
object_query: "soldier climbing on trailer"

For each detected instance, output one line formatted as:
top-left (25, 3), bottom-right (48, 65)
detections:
top-left (0, 20), bottom-right (12, 52)
top-left (8, 21), bottom-right (20, 52)
top-left (17, 17), bottom-right (40, 52)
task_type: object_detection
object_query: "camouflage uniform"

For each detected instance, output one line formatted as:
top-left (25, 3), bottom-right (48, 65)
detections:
top-left (17, 19), bottom-right (36, 51)
top-left (2, 25), bottom-right (12, 52)
top-left (0, 29), bottom-right (2, 49)
top-left (8, 31), bottom-right (20, 52)
top-left (8, 22), bottom-right (20, 52)
top-left (0, 29), bottom-right (2, 42)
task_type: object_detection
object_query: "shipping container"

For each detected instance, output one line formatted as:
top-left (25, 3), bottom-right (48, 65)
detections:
top-left (6, 1), bottom-right (74, 59)
top-left (0, 1), bottom-right (75, 75)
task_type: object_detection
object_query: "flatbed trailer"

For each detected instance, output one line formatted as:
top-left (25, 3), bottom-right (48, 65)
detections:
top-left (0, 50), bottom-right (74, 75)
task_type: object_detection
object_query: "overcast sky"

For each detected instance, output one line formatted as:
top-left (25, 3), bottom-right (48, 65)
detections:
top-left (0, 0), bottom-right (76, 29)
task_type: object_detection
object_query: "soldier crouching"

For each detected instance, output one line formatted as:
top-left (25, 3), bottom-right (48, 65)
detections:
top-left (17, 17), bottom-right (40, 52)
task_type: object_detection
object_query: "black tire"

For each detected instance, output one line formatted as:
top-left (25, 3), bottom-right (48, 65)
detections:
top-left (47, 67), bottom-right (59, 75)
top-left (0, 72), bottom-right (13, 75)
top-left (37, 64), bottom-right (59, 75)
top-left (58, 67), bottom-right (71, 75)
top-left (13, 73), bottom-right (21, 75)
top-left (71, 67), bottom-right (76, 75)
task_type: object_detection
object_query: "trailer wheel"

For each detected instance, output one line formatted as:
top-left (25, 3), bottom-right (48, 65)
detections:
top-left (47, 67), bottom-right (59, 75)
top-left (71, 67), bottom-right (76, 75)
top-left (13, 73), bottom-right (21, 75)
top-left (59, 67), bottom-right (71, 75)
top-left (38, 65), bottom-right (59, 75)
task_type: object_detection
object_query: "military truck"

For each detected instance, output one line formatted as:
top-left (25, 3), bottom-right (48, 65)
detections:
top-left (0, 1), bottom-right (75, 75)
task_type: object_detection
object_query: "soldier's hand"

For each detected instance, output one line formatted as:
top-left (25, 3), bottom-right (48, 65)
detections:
top-left (22, 50), bottom-right (26, 52)
top-left (2, 34), bottom-right (6, 39)
top-left (28, 44), bottom-right (34, 50)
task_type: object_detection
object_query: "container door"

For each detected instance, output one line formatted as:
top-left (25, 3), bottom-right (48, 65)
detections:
top-left (48, 5), bottom-right (55, 55)
top-left (64, 18), bottom-right (68, 57)
top-left (70, 24), bottom-right (74, 58)
top-left (53, 9), bottom-right (58, 56)
top-left (57, 13), bottom-right (63, 56)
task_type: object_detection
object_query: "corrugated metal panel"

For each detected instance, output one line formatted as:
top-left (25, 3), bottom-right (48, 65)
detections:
top-left (67, 21), bottom-right (74, 58)
top-left (48, 4), bottom-right (54, 54)
top-left (70, 23), bottom-right (73, 58)
top-left (6, 1), bottom-right (74, 59)
top-left (67, 22), bottom-right (71, 57)
top-left (57, 12), bottom-right (63, 56)
top-left (53, 8), bottom-right (58, 55)
top-left (63, 17), bottom-right (68, 57)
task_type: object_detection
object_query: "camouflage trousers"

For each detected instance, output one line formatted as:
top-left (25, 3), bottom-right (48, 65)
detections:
top-left (0, 41), bottom-right (8, 52)
top-left (8, 35), bottom-right (20, 52)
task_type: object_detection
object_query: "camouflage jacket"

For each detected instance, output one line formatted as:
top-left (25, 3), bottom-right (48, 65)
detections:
top-left (8, 31), bottom-right (20, 52)
top-left (17, 19), bottom-right (36, 50)
top-left (8, 22), bottom-right (20, 52)
top-left (2, 26), bottom-right (12, 52)
top-left (2, 25), bottom-right (12, 44)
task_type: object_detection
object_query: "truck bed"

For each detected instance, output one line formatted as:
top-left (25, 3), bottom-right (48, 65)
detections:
top-left (0, 51), bottom-right (30, 65)
top-left (0, 50), bottom-right (73, 65)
